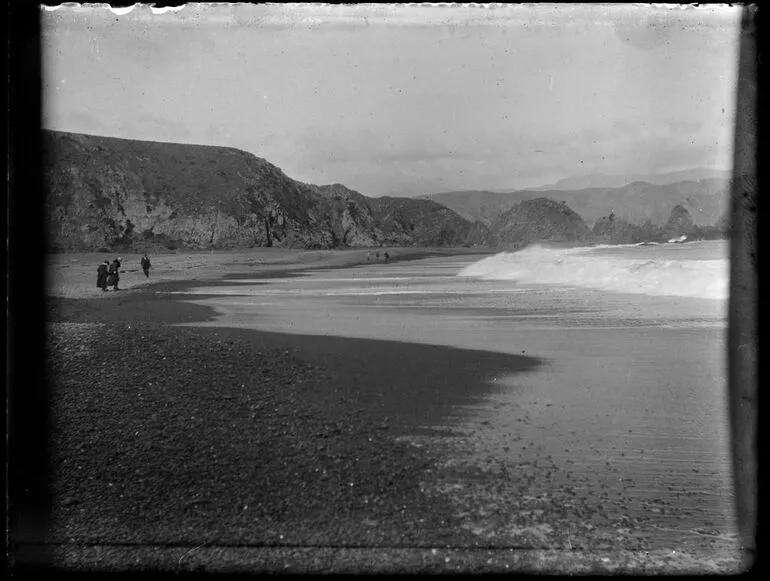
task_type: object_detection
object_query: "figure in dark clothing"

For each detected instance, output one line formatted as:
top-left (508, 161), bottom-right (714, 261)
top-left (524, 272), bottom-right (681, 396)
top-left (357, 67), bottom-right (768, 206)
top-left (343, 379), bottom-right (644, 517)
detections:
top-left (141, 254), bottom-right (151, 278)
top-left (108, 257), bottom-right (122, 290)
top-left (384, 252), bottom-right (390, 263)
top-left (97, 261), bottom-right (109, 291)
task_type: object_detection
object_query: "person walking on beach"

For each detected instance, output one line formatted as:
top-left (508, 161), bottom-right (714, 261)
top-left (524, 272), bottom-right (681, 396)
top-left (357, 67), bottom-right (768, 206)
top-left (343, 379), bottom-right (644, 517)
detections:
top-left (96, 261), bottom-right (109, 291)
top-left (140, 254), bottom-right (152, 278)
top-left (108, 257), bottom-right (122, 291)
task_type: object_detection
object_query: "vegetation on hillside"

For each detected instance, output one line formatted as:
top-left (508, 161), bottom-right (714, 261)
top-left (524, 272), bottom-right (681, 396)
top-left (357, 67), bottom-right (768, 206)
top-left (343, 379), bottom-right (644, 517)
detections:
top-left (43, 131), bottom-right (488, 252)
top-left (43, 130), bottom-right (730, 252)
top-left (490, 198), bottom-right (592, 247)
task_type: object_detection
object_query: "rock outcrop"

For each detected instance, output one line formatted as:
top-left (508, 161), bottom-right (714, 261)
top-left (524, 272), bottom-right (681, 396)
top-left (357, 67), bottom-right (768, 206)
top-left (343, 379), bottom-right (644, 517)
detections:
top-left (368, 196), bottom-right (493, 247)
top-left (592, 206), bottom-right (727, 244)
top-left (43, 130), bottom-right (487, 251)
top-left (308, 184), bottom-right (494, 247)
top-left (592, 213), bottom-right (645, 244)
top-left (489, 198), bottom-right (592, 247)
top-left (663, 205), bottom-right (695, 239)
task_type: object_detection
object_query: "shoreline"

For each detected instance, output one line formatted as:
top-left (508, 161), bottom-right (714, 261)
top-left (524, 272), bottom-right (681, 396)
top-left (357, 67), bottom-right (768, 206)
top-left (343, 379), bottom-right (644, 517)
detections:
top-left (35, 249), bottom-right (747, 574)
top-left (46, 246), bottom-right (493, 324)
top-left (39, 250), bottom-right (553, 570)
top-left (45, 246), bottom-right (496, 301)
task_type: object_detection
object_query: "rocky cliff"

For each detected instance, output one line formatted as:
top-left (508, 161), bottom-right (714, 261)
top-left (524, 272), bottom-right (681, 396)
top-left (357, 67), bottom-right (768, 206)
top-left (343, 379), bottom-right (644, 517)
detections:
top-left (310, 184), bottom-right (493, 248)
top-left (43, 130), bottom-right (489, 251)
top-left (489, 198), bottom-right (592, 247)
top-left (368, 196), bottom-right (493, 247)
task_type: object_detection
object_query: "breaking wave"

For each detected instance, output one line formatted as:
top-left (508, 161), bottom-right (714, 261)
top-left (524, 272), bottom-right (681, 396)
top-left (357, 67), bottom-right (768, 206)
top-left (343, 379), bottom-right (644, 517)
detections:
top-left (457, 245), bottom-right (729, 300)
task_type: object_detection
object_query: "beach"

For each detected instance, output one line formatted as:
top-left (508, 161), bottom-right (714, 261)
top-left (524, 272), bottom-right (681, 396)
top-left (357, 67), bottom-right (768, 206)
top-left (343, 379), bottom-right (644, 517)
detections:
top-left (34, 242), bottom-right (745, 573)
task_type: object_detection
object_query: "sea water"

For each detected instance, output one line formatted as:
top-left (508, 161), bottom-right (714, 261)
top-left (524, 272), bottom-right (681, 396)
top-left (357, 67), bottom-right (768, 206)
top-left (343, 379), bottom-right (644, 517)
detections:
top-left (458, 242), bottom-right (729, 301)
top-left (174, 240), bottom-right (737, 556)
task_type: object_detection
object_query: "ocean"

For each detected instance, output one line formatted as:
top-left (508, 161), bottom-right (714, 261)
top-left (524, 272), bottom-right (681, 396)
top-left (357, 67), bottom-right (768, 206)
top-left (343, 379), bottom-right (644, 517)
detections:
top-left (174, 239), bottom-right (737, 556)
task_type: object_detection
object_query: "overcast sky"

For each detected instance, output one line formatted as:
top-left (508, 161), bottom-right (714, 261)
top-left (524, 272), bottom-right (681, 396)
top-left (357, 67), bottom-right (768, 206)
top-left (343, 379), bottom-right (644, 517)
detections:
top-left (42, 4), bottom-right (741, 196)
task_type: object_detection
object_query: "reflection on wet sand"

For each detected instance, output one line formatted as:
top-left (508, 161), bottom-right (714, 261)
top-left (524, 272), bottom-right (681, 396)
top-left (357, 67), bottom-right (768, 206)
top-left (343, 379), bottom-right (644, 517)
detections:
top-left (174, 246), bottom-right (738, 562)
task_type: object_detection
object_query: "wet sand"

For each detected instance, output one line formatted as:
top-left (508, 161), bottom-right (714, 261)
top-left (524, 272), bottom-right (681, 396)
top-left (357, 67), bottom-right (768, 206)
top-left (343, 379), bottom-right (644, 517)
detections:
top-left (32, 249), bottom-right (748, 574)
top-left (45, 247), bottom-right (491, 299)
top-left (174, 254), bottom-right (741, 563)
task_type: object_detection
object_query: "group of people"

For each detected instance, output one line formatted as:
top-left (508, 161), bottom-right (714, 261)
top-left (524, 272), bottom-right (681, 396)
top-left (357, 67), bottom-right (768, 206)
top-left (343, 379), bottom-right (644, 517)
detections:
top-left (96, 254), bottom-right (152, 292)
top-left (366, 251), bottom-right (390, 263)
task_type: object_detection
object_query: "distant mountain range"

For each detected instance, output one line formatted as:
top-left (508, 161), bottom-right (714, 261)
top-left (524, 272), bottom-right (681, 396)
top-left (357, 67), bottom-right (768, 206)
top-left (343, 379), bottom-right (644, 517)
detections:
top-left (525, 168), bottom-right (732, 191)
top-left (413, 168), bottom-right (731, 199)
top-left (421, 178), bottom-right (730, 229)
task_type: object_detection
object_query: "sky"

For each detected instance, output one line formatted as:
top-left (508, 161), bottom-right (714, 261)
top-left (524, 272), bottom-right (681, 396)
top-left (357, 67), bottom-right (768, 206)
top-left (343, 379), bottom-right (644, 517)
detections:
top-left (41, 4), bottom-right (742, 196)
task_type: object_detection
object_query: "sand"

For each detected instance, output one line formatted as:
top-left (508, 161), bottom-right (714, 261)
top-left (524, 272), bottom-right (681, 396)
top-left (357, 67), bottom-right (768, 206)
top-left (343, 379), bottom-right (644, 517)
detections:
top-left (15, 248), bottom-right (751, 574)
top-left (45, 247), bottom-right (490, 299)
top-left (173, 254), bottom-right (740, 556)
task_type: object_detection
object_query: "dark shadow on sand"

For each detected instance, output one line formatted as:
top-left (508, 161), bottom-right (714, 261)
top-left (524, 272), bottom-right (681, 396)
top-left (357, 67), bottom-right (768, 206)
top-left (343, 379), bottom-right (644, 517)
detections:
top-left (47, 273), bottom-right (544, 435)
top-left (40, 279), bottom-right (544, 554)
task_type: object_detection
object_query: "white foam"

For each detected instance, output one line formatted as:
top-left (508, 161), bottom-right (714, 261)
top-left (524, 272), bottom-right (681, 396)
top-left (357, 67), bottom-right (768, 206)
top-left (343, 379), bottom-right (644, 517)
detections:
top-left (457, 244), bottom-right (729, 301)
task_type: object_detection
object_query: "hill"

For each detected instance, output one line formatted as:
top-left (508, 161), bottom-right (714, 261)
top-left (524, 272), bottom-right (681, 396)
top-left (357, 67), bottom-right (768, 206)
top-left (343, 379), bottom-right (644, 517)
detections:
top-left (489, 198), bottom-right (592, 247)
top-left (423, 180), bottom-right (729, 229)
top-left (592, 213), bottom-right (649, 245)
top-left (663, 204), bottom-right (695, 240)
top-left (43, 131), bottom-right (491, 251)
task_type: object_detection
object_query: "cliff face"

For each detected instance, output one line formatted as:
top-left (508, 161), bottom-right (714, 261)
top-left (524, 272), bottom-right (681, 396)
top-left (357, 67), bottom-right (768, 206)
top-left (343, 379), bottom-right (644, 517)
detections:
top-left (44, 131), bottom-right (325, 250)
top-left (309, 184), bottom-right (381, 247)
top-left (309, 185), bottom-right (493, 247)
top-left (490, 198), bottom-right (592, 246)
top-left (368, 196), bottom-right (493, 247)
top-left (43, 130), bottom-right (483, 251)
